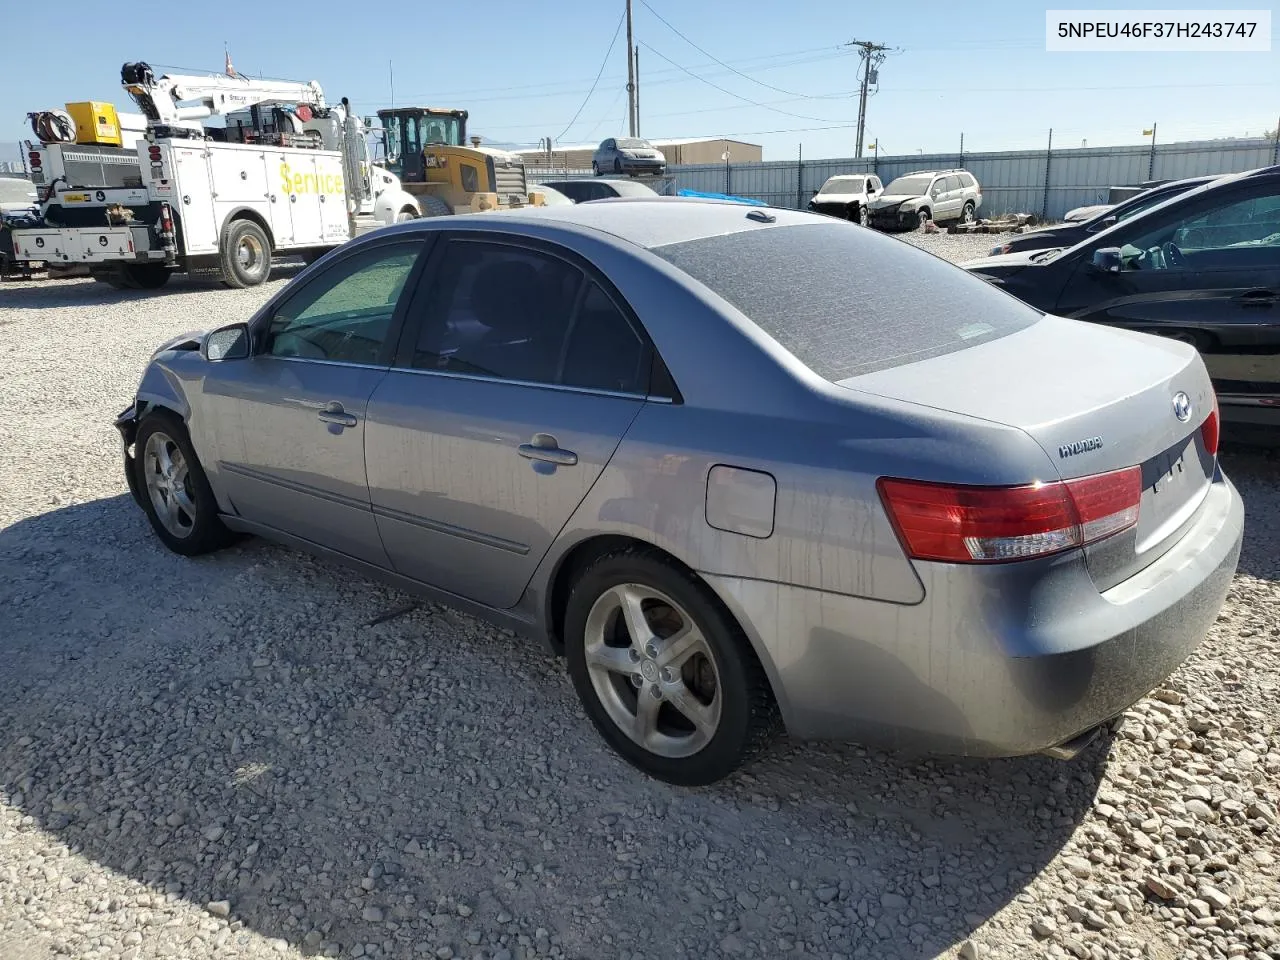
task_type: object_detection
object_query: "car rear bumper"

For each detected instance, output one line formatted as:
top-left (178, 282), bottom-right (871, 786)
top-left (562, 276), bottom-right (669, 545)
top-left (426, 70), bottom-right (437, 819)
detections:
top-left (1219, 393), bottom-right (1280, 427)
top-left (702, 470), bottom-right (1242, 757)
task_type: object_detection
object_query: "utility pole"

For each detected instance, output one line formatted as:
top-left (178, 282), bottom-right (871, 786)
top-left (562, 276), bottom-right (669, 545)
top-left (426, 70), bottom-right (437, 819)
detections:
top-left (625, 0), bottom-right (637, 136)
top-left (634, 47), bottom-right (641, 137)
top-left (846, 39), bottom-right (890, 158)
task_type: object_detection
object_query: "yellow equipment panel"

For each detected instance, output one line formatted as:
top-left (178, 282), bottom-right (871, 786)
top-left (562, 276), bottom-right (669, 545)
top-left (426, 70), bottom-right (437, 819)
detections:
top-left (65, 101), bottom-right (123, 146)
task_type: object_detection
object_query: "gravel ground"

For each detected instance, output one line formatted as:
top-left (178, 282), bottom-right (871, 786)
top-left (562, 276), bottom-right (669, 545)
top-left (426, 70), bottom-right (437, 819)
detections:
top-left (2, 234), bottom-right (1279, 960)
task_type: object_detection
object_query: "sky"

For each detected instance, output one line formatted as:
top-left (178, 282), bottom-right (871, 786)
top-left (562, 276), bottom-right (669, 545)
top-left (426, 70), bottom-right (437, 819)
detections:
top-left (3, 0), bottom-right (1277, 163)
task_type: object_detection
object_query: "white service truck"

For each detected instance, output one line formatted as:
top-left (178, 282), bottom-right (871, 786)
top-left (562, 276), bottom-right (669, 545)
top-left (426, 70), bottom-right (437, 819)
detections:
top-left (10, 62), bottom-right (419, 289)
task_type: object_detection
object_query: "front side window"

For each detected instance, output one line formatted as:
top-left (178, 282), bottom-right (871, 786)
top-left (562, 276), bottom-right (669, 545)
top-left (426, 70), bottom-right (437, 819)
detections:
top-left (409, 240), bottom-right (649, 393)
top-left (943, 175), bottom-right (961, 192)
top-left (1118, 187), bottom-right (1280, 271)
top-left (266, 242), bottom-right (420, 364)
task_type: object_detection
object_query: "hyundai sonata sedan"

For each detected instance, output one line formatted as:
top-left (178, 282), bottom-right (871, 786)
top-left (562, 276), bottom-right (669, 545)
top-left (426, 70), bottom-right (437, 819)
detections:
top-left (116, 198), bottom-right (1243, 785)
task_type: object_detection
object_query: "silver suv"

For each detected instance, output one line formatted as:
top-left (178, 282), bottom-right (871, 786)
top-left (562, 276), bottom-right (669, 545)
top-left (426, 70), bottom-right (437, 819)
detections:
top-left (867, 169), bottom-right (982, 231)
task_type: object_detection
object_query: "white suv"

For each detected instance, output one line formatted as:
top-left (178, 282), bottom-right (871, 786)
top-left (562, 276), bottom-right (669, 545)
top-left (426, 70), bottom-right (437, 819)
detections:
top-left (867, 169), bottom-right (983, 231)
top-left (807, 174), bottom-right (883, 224)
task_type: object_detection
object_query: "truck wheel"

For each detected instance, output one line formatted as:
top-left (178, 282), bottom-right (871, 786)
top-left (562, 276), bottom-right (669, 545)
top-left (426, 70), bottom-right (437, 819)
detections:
top-left (394, 206), bottom-right (419, 223)
top-left (219, 219), bottom-right (272, 288)
top-left (90, 266), bottom-right (130, 290)
top-left (418, 195), bottom-right (452, 218)
top-left (123, 264), bottom-right (171, 289)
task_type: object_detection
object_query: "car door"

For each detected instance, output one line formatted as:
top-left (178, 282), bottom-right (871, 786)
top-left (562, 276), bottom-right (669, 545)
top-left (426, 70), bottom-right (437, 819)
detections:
top-left (204, 237), bottom-right (427, 564)
top-left (364, 234), bottom-right (653, 608)
top-left (941, 175), bottom-right (963, 219)
top-left (1055, 179), bottom-right (1280, 402)
top-left (926, 177), bottom-right (946, 219)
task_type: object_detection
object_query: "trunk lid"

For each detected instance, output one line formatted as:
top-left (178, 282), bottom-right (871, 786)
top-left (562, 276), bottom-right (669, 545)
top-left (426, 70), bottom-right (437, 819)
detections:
top-left (842, 314), bottom-right (1216, 587)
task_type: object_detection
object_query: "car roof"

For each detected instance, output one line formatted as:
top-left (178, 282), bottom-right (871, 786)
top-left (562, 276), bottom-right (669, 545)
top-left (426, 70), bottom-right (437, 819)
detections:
top-left (420, 197), bottom-right (818, 250)
top-left (1057, 165), bottom-right (1280, 253)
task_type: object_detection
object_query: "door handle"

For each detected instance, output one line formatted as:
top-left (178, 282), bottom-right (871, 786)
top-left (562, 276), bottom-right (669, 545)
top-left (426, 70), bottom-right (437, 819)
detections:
top-left (317, 402), bottom-right (358, 427)
top-left (1235, 290), bottom-right (1277, 308)
top-left (518, 433), bottom-right (577, 466)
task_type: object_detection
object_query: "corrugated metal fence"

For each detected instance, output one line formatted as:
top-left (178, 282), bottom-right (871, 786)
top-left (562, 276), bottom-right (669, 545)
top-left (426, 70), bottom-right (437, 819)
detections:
top-left (532, 137), bottom-right (1280, 220)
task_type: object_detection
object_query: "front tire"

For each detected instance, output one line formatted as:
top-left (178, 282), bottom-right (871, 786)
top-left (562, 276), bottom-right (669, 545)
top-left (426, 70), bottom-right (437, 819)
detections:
top-left (592, 161), bottom-right (600, 176)
top-left (394, 206), bottom-right (419, 223)
top-left (613, 158), bottom-right (623, 174)
top-left (564, 547), bottom-right (779, 785)
top-left (219, 218), bottom-right (272, 288)
top-left (133, 411), bottom-right (235, 556)
top-left (917, 207), bottom-right (932, 229)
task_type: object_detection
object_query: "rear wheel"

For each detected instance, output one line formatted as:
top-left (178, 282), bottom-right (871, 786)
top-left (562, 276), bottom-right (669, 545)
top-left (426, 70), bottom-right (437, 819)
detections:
top-left (592, 161), bottom-right (600, 176)
top-left (564, 547), bottom-right (780, 785)
top-left (133, 411), bottom-right (235, 556)
top-left (394, 206), bottom-right (419, 223)
top-left (90, 266), bottom-right (130, 290)
top-left (123, 263), bottom-right (171, 289)
top-left (960, 201), bottom-right (976, 224)
top-left (219, 218), bottom-right (272, 288)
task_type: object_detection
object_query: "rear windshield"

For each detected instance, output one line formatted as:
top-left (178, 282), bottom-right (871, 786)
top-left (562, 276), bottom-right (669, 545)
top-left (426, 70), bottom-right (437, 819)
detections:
top-left (651, 222), bottom-right (1041, 380)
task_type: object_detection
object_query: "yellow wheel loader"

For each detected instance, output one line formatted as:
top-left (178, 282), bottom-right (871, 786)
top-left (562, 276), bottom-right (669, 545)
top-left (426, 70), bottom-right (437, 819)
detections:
top-left (375, 107), bottom-right (546, 216)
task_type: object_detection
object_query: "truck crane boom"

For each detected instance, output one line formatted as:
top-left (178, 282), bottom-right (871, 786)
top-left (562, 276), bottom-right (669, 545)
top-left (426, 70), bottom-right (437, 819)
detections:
top-left (120, 62), bottom-right (326, 136)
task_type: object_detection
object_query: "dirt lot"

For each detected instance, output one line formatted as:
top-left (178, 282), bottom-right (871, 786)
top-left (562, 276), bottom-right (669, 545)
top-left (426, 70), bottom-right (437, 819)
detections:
top-left (2, 234), bottom-right (1279, 960)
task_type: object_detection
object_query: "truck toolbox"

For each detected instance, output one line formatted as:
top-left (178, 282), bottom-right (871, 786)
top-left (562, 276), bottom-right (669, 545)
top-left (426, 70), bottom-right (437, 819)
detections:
top-left (10, 226), bottom-right (154, 264)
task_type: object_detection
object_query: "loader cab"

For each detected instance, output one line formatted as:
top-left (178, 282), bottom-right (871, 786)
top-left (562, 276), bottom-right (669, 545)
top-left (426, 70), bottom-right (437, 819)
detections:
top-left (376, 107), bottom-right (467, 183)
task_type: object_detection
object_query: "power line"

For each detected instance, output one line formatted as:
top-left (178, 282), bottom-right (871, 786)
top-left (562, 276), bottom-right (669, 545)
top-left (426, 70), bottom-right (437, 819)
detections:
top-left (639, 42), bottom-right (852, 124)
top-left (555, 9), bottom-right (626, 142)
top-left (637, 0), bottom-right (843, 100)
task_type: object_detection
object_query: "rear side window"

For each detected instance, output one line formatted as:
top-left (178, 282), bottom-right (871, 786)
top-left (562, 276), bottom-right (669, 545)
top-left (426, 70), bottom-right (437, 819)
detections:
top-left (958, 173), bottom-right (975, 188)
top-left (651, 223), bottom-right (1041, 380)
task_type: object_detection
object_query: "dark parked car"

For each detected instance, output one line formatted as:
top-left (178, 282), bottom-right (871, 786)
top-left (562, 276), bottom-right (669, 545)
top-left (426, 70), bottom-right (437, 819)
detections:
top-left (541, 179), bottom-right (660, 203)
top-left (965, 165), bottom-right (1280, 433)
top-left (988, 176), bottom-right (1216, 256)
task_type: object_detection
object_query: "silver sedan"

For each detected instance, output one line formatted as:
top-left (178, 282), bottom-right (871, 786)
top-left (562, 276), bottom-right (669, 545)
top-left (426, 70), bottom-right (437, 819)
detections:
top-left (115, 199), bottom-right (1244, 785)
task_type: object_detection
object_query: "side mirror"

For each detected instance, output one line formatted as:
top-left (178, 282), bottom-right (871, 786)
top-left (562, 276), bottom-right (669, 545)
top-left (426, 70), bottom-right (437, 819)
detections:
top-left (1090, 247), bottom-right (1124, 274)
top-left (203, 323), bottom-right (251, 361)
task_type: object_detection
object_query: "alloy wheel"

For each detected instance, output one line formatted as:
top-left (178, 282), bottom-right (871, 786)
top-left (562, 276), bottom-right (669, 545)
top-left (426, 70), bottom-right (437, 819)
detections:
top-left (582, 583), bottom-right (722, 758)
top-left (142, 431), bottom-right (197, 539)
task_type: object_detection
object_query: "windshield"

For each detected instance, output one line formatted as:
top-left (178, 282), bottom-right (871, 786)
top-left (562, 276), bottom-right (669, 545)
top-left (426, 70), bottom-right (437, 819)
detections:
top-left (882, 175), bottom-right (933, 196)
top-left (820, 178), bottom-right (862, 195)
top-left (616, 138), bottom-right (650, 149)
top-left (652, 223), bottom-right (1039, 380)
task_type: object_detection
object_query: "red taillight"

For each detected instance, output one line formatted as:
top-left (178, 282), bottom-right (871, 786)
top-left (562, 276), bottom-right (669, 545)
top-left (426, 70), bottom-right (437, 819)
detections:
top-left (1201, 398), bottom-right (1220, 457)
top-left (148, 145), bottom-right (162, 161)
top-left (28, 150), bottom-right (41, 168)
top-left (878, 466), bottom-right (1142, 563)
